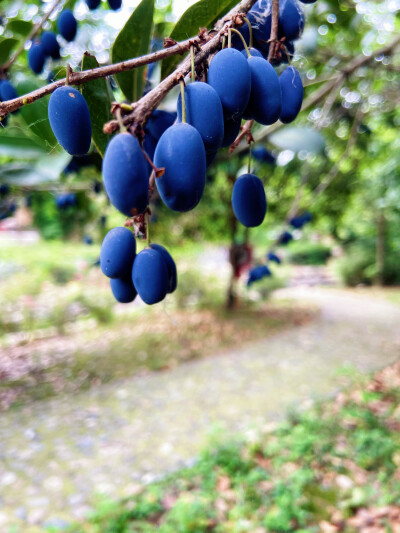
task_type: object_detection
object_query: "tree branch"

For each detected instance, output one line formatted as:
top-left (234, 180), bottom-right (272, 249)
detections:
top-left (103, 0), bottom-right (258, 135)
top-left (2, 0), bottom-right (64, 71)
top-left (267, 0), bottom-right (280, 63)
top-left (232, 34), bottom-right (400, 155)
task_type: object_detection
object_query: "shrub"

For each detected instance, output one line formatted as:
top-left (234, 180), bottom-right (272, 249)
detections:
top-left (287, 242), bottom-right (332, 265)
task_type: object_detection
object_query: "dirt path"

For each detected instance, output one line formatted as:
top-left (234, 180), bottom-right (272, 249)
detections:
top-left (0, 287), bottom-right (399, 531)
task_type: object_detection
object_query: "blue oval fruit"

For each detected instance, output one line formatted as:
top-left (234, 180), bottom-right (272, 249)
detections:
top-left (110, 276), bottom-right (137, 303)
top-left (102, 132), bottom-right (149, 216)
top-left (298, 0), bottom-right (317, 3)
top-left (154, 123), bottom-right (206, 212)
top-left (221, 116), bottom-right (242, 148)
top-left (208, 48), bottom-right (251, 120)
top-left (146, 110), bottom-right (177, 141)
top-left (0, 80), bottom-right (17, 101)
top-left (241, 47), bottom-right (263, 58)
top-left (279, 231), bottom-right (293, 245)
top-left (28, 42), bottom-right (46, 74)
top-left (252, 146), bottom-right (276, 165)
top-left (150, 243), bottom-right (177, 293)
top-left (245, 56), bottom-right (281, 125)
top-left (177, 82), bottom-right (224, 154)
top-left (267, 252), bottom-right (281, 264)
top-left (247, 264), bottom-right (271, 286)
top-left (48, 86), bottom-right (92, 156)
top-left (232, 173), bottom-right (267, 227)
top-left (132, 248), bottom-right (169, 305)
top-left (279, 66), bottom-right (303, 124)
top-left (57, 10), bottom-right (78, 42)
top-left (86, 0), bottom-right (101, 9)
top-left (100, 227), bottom-right (136, 279)
top-left (41, 32), bottom-right (61, 59)
top-left (279, 0), bottom-right (304, 41)
top-left (247, 0), bottom-right (272, 44)
top-left (108, 0), bottom-right (122, 10)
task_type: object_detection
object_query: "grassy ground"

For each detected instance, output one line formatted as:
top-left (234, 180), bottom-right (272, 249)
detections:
top-left (67, 362), bottom-right (400, 533)
top-left (0, 240), bottom-right (301, 410)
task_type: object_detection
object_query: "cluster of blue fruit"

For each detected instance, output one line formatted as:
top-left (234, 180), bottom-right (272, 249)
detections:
top-left (100, 227), bottom-right (177, 304)
top-left (247, 212), bottom-right (312, 286)
top-left (29, 0), bottom-right (122, 76)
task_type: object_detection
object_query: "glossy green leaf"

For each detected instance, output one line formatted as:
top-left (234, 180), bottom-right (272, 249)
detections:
top-left (111, 0), bottom-right (155, 103)
top-left (0, 133), bottom-right (47, 158)
top-left (269, 127), bottom-right (326, 154)
top-left (0, 153), bottom-right (69, 185)
top-left (81, 52), bottom-right (113, 158)
top-left (6, 20), bottom-right (34, 37)
top-left (161, 0), bottom-right (236, 80)
top-left (0, 38), bottom-right (19, 65)
top-left (15, 79), bottom-right (59, 153)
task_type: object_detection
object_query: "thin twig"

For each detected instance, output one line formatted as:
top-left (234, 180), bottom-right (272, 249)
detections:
top-left (2, 0), bottom-right (64, 71)
top-left (229, 119), bottom-right (254, 153)
top-left (103, 0), bottom-right (258, 135)
top-left (267, 0), bottom-right (280, 63)
top-left (0, 0), bottom-right (258, 121)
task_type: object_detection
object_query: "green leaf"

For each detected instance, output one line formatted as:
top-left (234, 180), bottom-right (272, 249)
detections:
top-left (0, 38), bottom-right (19, 65)
top-left (0, 133), bottom-right (47, 159)
top-left (81, 52), bottom-right (113, 157)
top-left (0, 153), bottom-right (70, 185)
top-left (111, 0), bottom-right (155, 103)
top-left (160, 0), bottom-right (237, 80)
top-left (15, 79), bottom-right (59, 152)
top-left (6, 20), bottom-right (34, 37)
top-left (269, 127), bottom-right (326, 154)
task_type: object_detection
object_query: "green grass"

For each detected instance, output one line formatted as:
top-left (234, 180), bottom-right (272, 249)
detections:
top-left (66, 366), bottom-right (400, 533)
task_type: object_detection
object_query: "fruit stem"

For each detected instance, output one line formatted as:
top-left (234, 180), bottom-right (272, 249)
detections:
top-left (230, 28), bottom-right (251, 57)
top-left (190, 45), bottom-right (195, 83)
top-left (116, 108), bottom-right (127, 132)
top-left (243, 17), bottom-right (253, 49)
top-left (221, 35), bottom-right (226, 49)
top-left (228, 27), bottom-right (232, 48)
top-left (179, 79), bottom-right (186, 123)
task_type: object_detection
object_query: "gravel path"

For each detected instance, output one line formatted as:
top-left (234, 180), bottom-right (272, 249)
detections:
top-left (1, 287), bottom-right (399, 531)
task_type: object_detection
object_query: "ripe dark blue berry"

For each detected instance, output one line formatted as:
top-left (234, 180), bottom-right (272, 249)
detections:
top-left (57, 10), bottom-right (77, 42)
top-left (100, 227), bottom-right (136, 279)
top-left (41, 32), bottom-right (61, 59)
top-left (110, 276), bottom-right (137, 303)
top-left (150, 243), bottom-right (177, 293)
top-left (232, 173), bottom-right (267, 227)
top-left (154, 123), bottom-right (206, 212)
top-left (245, 56), bottom-right (281, 125)
top-left (108, 0), bottom-right (122, 10)
top-left (177, 82), bottom-right (224, 154)
top-left (208, 48), bottom-right (251, 120)
top-left (102, 132), bottom-right (149, 216)
top-left (48, 86), bottom-right (92, 156)
top-left (241, 47), bottom-right (263, 58)
top-left (247, 265), bottom-right (271, 286)
top-left (279, 0), bottom-right (304, 41)
top-left (267, 252), bottom-right (281, 264)
top-left (28, 42), bottom-right (46, 74)
top-left (252, 146), bottom-right (276, 165)
top-left (279, 66), bottom-right (303, 123)
top-left (221, 116), bottom-right (242, 148)
top-left (132, 248), bottom-right (169, 305)
top-left (0, 80), bottom-right (17, 101)
top-left (86, 0), bottom-right (101, 9)
top-left (279, 231), bottom-right (293, 245)
top-left (146, 110), bottom-right (176, 141)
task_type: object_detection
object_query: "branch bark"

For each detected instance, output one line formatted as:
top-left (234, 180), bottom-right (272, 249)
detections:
top-left (267, 0), bottom-right (280, 63)
top-left (103, 0), bottom-right (258, 135)
top-left (2, 0), bottom-right (64, 71)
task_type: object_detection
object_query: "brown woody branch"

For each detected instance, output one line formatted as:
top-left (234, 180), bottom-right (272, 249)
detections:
top-left (232, 34), bottom-right (400, 155)
top-left (2, 0), bottom-right (64, 71)
top-left (103, 0), bottom-right (258, 135)
top-left (267, 0), bottom-right (280, 63)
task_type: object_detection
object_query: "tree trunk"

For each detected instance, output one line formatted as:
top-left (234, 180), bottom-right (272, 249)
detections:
top-left (376, 210), bottom-right (386, 286)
